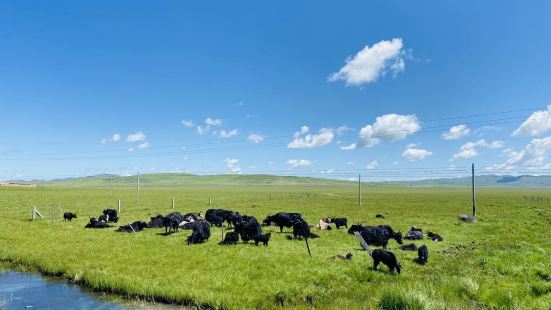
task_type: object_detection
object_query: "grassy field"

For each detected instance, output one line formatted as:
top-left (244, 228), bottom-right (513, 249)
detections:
top-left (0, 184), bottom-right (550, 309)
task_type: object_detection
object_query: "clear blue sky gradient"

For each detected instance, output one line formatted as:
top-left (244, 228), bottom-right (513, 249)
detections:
top-left (1, 1), bottom-right (550, 180)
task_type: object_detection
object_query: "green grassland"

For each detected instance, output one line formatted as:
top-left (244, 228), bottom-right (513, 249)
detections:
top-left (0, 181), bottom-right (550, 309)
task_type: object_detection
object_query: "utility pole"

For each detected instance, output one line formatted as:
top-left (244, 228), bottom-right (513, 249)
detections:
top-left (358, 174), bottom-right (361, 208)
top-left (136, 172), bottom-right (140, 204)
top-left (472, 163), bottom-right (476, 217)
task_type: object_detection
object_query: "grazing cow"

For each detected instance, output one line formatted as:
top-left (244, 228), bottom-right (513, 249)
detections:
top-left (253, 233), bottom-right (271, 246)
top-left (205, 209), bottom-right (235, 227)
top-left (187, 220), bottom-right (211, 245)
top-left (292, 219), bottom-right (319, 239)
top-left (235, 217), bottom-right (262, 243)
top-left (116, 221), bottom-right (148, 233)
top-left (228, 212), bottom-right (243, 227)
top-left (405, 226), bottom-right (424, 240)
top-left (372, 249), bottom-right (401, 274)
top-left (317, 218), bottom-right (332, 230)
top-left (262, 212), bottom-right (303, 233)
top-left (84, 217), bottom-right (111, 229)
top-left (417, 245), bottom-right (429, 265)
top-left (375, 214), bottom-right (385, 219)
top-left (219, 232), bottom-right (239, 245)
top-left (328, 217), bottom-right (348, 229)
top-left (348, 225), bottom-right (403, 249)
top-left (63, 212), bottom-right (77, 221)
top-left (330, 253), bottom-right (353, 260)
top-left (147, 215), bottom-right (165, 228)
top-left (427, 232), bottom-right (443, 241)
top-left (400, 243), bottom-right (418, 251)
top-left (163, 212), bottom-right (185, 233)
top-left (102, 209), bottom-right (119, 223)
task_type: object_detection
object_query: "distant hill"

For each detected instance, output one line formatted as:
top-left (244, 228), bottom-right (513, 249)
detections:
top-left (8, 173), bottom-right (551, 188)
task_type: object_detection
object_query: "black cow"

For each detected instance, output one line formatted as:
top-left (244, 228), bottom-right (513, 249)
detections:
top-left (187, 220), bottom-right (211, 245)
top-left (207, 214), bottom-right (224, 227)
top-left (328, 217), bottom-right (348, 229)
top-left (372, 249), bottom-right (401, 274)
top-left (253, 233), bottom-right (271, 246)
top-left (205, 209), bottom-right (235, 226)
top-left (263, 212), bottom-right (303, 233)
top-left (102, 209), bottom-right (119, 223)
top-left (405, 226), bottom-right (424, 240)
top-left (292, 219), bottom-right (319, 239)
top-left (219, 232), bottom-right (239, 245)
top-left (63, 212), bottom-right (77, 221)
top-left (235, 217), bottom-right (262, 243)
top-left (163, 212), bottom-right (185, 233)
top-left (84, 217), bottom-right (111, 229)
top-left (375, 214), bottom-right (385, 219)
top-left (147, 215), bottom-right (165, 228)
top-left (228, 212), bottom-right (243, 227)
top-left (428, 232), bottom-right (443, 241)
top-left (348, 225), bottom-right (403, 248)
top-left (400, 243), bottom-right (418, 251)
top-left (116, 221), bottom-right (148, 233)
top-left (417, 245), bottom-right (429, 265)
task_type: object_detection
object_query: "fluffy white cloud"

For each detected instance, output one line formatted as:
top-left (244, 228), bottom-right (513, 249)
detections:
top-left (224, 158), bottom-right (241, 173)
top-left (181, 120), bottom-right (194, 127)
top-left (138, 142), bottom-right (151, 150)
top-left (451, 139), bottom-right (503, 161)
top-left (126, 132), bottom-right (147, 142)
top-left (336, 125), bottom-right (351, 136)
top-left (329, 38), bottom-right (407, 86)
top-left (288, 126), bottom-right (334, 149)
top-left (512, 105), bottom-right (551, 137)
top-left (100, 133), bottom-right (121, 144)
top-left (286, 159), bottom-right (312, 169)
top-left (248, 133), bottom-right (265, 144)
top-left (487, 137), bottom-right (551, 171)
top-left (366, 160), bottom-right (379, 169)
top-left (402, 146), bottom-right (432, 161)
top-left (214, 129), bottom-right (238, 138)
top-left (342, 114), bottom-right (421, 150)
top-left (205, 118), bottom-right (223, 126)
top-left (442, 124), bottom-right (470, 140)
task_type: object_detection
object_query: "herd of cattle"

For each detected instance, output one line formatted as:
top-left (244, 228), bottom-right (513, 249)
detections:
top-left (63, 207), bottom-right (443, 274)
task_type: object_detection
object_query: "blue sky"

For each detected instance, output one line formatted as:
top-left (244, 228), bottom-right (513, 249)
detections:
top-left (1, 1), bottom-right (551, 180)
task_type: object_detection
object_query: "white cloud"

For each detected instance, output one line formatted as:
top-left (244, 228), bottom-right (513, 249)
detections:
top-left (248, 133), bottom-right (265, 144)
top-left (451, 139), bottom-right (503, 161)
top-left (126, 132), bottom-right (147, 142)
top-left (487, 137), bottom-right (551, 171)
top-left (181, 120), bottom-right (194, 127)
top-left (205, 118), bottom-right (223, 126)
top-left (138, 142), bottom-right (151, 150)
top-left (214, 129), bottom-right (238, 138)
top-left (342, 114), bottom-right (421, 150)
top-left (288, 127), bottom-right (334, 149)
top-left (336, 125), bottom-right (351, 136)
top-left (512, 105), bottom-right (551, 137)
top-left (286, 159), bottom-right (312, 169)
top-left (224, 158), bottom-right (241, 173)
top-left (100, 133), bottom-right (122, 144)
top-left (442, 124), bottom-right (470, 140)
top-left (402, 146), bottom-right (432, 161)
top-left (366, 160), bottom-right (379, 169)
top-left (196, 126), bottom-right (210, 135)
top-left (328, 38), bottom-right (407, 86)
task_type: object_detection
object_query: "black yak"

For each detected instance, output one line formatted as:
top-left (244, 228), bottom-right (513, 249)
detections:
top-left (253, 233), bottom-right (271, 246)
top-left (163, 212), bottom-right (185, 233)
top-left (63, 212), bottom-right (77, 221)
top-left (417, 245), bottom-right (429, 265)
top-left (235, 217), bottom-right (262, 243)
top-left (428, 232), bottom-right (443, 242)
top-left (116, 221), bottom-right (148, 233)
top-left (400, 243), bottom-right (418, 251)
top-left (219, 231), bottom-right (239, 245)
top-left (205, 209), bottom-right (235, 226)
top-left (262, 212), bottom-right (303, 233)
top-left (372, 249), bottom-right (401, 274)
top-left (348, 225), bottom-right (402, 249)
top-left (187, 220), bottom-right (211, 245)
top-left (84, 217), bottom-right (111, 229)
top-left (292, 219), bottom-right (318, 239)
top-left (102, 209), bottom-right (119, 223)
top-left (147, 215), bottom-right (165, 228)
top-left (328, 217), bottom-right (348, 229)
top-left (405, 226), bottom-right (424, 240)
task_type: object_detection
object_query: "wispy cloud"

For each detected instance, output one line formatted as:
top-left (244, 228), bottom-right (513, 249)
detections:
top-left (100, 133), bottom-right (121, 144)
top-left (366, 160), bottom-right (379, 169)
top-left (512, 105), bottom-right (551, 137)
top-left (224, 158), bottom-right (241, 173)
top-left (248, 133), bottom-right (265, 144)
top-left (126, 132), bottom-right (146, 142)
top-left (214, 129), bottom-right (238, 138)
top-left (181, 120), bottom-right (194, 127)
top-left (287, 159), bottom-right (312, 169)
top-left (451, 139), bottom-right (503, 161)
top-left (442, 124), bottom-right (470, 140)
top-left (288, 126), bottom-right (334, 149)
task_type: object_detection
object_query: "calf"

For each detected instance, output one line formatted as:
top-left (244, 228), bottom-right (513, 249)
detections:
top-left (417, 245), bottom-right (429, 265)
top-left (187, 220), bottom-right (211, 245)
top-left (253, 233), bottom-right (271, 246)
top-left (428, 232), bottom-right (443, 242)
top-left (116, 221), bottom-right (148, 233)
top-left (329, 217), bottom-right (348, 229)
top-left (372, 249), bottom-right (401, 274)
top-left (400, 243), bottom-right (418, 251)
top-left (317, 218), bottom-right (332, 230)
top-left (63, 212), bottom-right (77, 221)
top-left (405, 226), bottom-right (423, 240)
top-left (219, 232), bottom-right (239, 245)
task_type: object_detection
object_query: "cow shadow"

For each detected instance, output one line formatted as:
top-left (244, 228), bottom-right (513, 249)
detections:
top-left (156, 231), bottom-right (177, 236)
